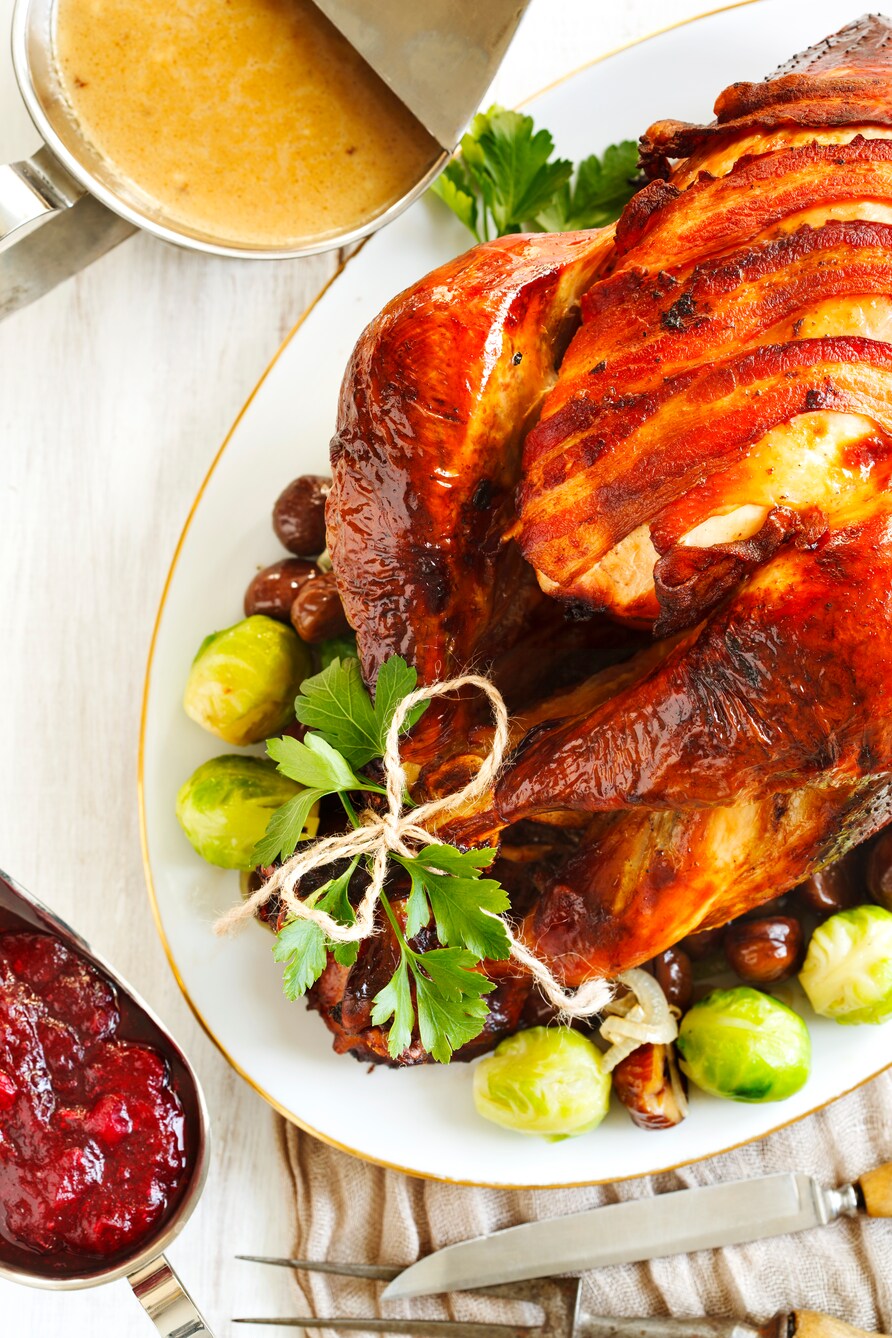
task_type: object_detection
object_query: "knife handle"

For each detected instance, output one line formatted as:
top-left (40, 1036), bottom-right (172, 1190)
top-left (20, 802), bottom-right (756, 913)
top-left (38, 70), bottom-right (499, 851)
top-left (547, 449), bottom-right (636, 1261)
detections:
top-left (788, 1311), bottom-right (891, 1338)
top-left (856, 1162), bottom-right (892, 1217)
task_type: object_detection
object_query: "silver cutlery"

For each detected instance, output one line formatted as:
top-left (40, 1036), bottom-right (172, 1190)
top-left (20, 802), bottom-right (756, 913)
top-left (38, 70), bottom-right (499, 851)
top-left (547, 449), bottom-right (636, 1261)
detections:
top-left (379, 1164), bottom-right (892, 1299)
top-left (234, 1257), bottom-right (890, 1337)
top-left (0, 0), bottom-right (530, 314)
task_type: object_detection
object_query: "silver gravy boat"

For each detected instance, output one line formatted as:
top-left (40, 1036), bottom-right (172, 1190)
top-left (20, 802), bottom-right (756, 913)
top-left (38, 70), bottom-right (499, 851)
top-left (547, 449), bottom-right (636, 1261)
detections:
top-left (0, 0), bottom-right (530, 317)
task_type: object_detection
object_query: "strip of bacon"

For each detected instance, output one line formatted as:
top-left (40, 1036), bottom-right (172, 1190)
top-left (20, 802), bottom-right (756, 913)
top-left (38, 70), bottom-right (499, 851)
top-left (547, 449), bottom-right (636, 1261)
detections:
top-left (640, 15), bottom-right (892, 177)
top-left (561, 220), bottom-right (892, 404)
top-left (649, 421), bottom-right (892, 554)
top-left (642, 85), bottom-right (892, 177)
top-left (519, 336), bottom-right (892, 587)
top-left (651, 503), bottom-right (827, 636)
top-left (614, 138), bottom-right (892, 270)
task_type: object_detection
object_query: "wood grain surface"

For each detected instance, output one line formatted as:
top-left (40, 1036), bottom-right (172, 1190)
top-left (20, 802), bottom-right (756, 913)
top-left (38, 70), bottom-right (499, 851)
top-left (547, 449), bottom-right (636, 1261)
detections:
top-left (0, 1), bottom-right (747, 1333)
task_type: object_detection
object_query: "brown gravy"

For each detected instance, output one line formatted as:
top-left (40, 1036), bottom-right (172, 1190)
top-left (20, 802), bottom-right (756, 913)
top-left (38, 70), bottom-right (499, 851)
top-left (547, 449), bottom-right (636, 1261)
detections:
top-left (54, 0), bottom-right (439, 248)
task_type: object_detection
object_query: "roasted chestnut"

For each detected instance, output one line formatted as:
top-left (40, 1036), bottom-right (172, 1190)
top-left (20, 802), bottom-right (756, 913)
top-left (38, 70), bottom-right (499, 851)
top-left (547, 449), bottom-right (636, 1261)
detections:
top-left (244, 557), bottom-right (318, 621)
top-left (612, 1042), bottom-right (687, 1130)
top-left (680, 925), bottom-right (725, 960)
top-left (653, 946), bottom-right (693, 1012)
top-left (795, 852), bottom-right (861, 918)
top-left (866, 827), bottom-right (892, 912)
top-left (290, 571), bottom-right (350, 642)
top-left (724, 915), bottom-right (804, 984)
top-left (740, 895), bottom-right (789, 920)
top-left (273, 475), bottom-right (330, 556)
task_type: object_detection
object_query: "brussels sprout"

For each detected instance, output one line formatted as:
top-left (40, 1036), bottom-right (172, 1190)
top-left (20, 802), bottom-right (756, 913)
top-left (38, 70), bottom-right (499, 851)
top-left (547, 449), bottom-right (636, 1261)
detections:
top-left (799, 905), bottom-right (892, 1026)
top-left (473, 1027), bottom-right (611, 1139)
top-left (176, 755), bottom-right (312, 869)
top-left (184, 615), bottom-right (311, 745)
top-left (677, 987), bottom-right (810, 1103)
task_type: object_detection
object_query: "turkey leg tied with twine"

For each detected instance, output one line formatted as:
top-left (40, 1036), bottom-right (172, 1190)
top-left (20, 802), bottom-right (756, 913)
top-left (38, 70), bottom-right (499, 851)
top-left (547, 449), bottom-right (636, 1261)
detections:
top-left (213, 673), bottom-right (613, 1019)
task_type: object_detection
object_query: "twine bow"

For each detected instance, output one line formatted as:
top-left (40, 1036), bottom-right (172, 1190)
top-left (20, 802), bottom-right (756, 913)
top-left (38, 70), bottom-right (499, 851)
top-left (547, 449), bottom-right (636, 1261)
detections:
top-left (214, 673), bottom-right (613, 1019)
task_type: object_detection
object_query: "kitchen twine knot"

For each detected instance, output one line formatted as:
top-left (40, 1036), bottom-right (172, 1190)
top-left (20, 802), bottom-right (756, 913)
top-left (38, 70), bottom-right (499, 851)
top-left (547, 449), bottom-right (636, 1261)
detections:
top-left (214, 672), bottom-right (615, 1019)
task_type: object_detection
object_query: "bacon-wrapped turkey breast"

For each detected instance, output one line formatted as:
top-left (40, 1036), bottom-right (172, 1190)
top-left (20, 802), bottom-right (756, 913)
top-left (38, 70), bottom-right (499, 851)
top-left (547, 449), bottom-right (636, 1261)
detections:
top-left (320, 15), bottom-right (892, 1063)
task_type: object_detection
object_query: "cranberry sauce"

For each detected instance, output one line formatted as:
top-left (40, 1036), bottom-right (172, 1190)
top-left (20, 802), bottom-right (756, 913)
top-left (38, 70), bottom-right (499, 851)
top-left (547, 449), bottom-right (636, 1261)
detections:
top-left (0, 929), bottom-right (189, 1269)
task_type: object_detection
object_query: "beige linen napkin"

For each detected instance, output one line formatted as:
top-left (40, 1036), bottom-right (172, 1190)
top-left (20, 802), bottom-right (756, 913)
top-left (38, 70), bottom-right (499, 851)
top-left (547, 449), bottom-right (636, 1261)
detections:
top-left (280, 1069), bottom-right (892, 1333)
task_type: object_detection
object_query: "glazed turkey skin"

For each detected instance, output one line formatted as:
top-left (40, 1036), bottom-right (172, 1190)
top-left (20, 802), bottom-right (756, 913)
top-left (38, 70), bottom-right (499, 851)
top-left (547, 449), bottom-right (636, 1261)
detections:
top-left (518, 135), bottom-right (892, 626)
top-left (318, 16), bottom-right (892, 1057)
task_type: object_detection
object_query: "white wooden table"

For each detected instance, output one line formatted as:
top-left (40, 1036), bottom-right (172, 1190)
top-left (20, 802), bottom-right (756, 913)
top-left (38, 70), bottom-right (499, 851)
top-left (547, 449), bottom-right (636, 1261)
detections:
top-left (0, 2), bottom-right (742, 1333)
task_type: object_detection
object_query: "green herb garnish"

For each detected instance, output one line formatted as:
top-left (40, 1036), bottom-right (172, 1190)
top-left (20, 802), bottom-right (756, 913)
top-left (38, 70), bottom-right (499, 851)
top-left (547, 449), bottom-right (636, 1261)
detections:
top-left (295, 654), bottom-right (427, 768)
top-left (430, 105), bottom-right (640, 242)
top-left (257, 655), bottom-right (511, 1062)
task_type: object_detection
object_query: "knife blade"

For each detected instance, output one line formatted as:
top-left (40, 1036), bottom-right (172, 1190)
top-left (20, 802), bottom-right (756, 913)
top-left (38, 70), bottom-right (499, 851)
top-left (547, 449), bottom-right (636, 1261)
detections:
top-left (382, 1171), bottom-right (862, 1299)
top-left (0, 193), bottom-right (135, 321)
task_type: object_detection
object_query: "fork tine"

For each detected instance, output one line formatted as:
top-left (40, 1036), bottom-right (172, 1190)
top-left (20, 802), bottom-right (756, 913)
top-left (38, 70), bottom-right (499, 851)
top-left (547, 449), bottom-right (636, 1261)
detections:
top-left (237, 1256), bottom-right (401, 1282)
top-left (234, 1319), bottom-right (541, 1336)
top-left (235, 1259), bottom-right (578, 1338)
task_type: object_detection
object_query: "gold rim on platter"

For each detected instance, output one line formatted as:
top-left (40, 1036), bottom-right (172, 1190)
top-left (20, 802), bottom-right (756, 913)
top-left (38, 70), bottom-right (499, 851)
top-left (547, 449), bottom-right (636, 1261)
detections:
top-left (138, 0), bottom-right (892, 1188)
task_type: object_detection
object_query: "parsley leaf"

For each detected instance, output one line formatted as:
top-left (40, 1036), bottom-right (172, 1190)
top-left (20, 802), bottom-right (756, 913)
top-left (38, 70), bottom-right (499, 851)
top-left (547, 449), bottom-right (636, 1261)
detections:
top-left (535, 141), bottom-right (640, 232)
top-left (253, 652), bottom-right (512, 1064)
top-left (252, 787), bottom-right (326, 866)
top-left (370, 943), bottom-right (496, 1064)
top-left (398, 846), bottom-right (511, 960)
top-left (295, 655), bottom-right (427, 769)
top-left (429, 105), bottom-right (639, 242)
top-left (314, 856), bottom-right (360, 927)
top-left (429, 160), bottom-right (479, 238)
top-left (372, 895), bottom-right (502, 1063)
top-left (373, 655), bottom-right (429, 744)
top-left (274, 917), bottom-right (328, 999)
top-left (333, 941), bottom-right (360, 968)
top-left (412, 949), bottom-right (495, 1065)
top-left (267, 732), bottom-right (373, 793)
top-left (371, 955), bottom-right (414, 1057)
top-left (272, 857), bottom-right (361, 998)
top-left (460, 108), bottom-right (571, 239)
top-left (294, 658), bottom-right (378, 766)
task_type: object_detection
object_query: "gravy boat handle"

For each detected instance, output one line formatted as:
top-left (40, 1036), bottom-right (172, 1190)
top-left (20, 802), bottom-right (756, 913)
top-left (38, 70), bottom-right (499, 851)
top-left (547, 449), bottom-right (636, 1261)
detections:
top-left (128, 1253), bottom-right (216, 1337)
top-left (0, 145), bottom-right (83, 240)
top-left (0, 144), bottom-right (135, 318)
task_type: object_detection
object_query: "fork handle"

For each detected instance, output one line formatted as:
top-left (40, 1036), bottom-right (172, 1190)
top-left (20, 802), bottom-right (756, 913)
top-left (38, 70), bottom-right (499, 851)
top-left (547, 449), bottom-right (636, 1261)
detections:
top-left (128, 1252), bottom-right (216, 1337)
top-left (576, 1316), bottom-right (757, 1336)
top-left (857, 1162), bottom-right (892, 1217)
top-left (575, 1313), bottom-right (890, 1338)
top-left (790, 1313), bottom-right (891, 1338)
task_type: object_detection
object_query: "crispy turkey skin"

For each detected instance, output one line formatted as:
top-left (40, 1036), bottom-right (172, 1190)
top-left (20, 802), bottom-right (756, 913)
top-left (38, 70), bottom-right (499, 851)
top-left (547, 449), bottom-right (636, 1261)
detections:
top-left (319, 14), bottom-right (892, 1061)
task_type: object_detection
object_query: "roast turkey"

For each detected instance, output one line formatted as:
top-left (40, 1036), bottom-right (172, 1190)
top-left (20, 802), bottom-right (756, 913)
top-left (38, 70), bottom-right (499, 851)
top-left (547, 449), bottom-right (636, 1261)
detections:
top-left (320, 15), bottom-right (892, 1062)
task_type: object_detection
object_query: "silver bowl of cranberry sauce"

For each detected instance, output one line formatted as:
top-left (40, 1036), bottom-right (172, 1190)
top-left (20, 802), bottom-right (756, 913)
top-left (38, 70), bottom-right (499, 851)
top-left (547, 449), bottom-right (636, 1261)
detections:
top-left (0, 866), bottom-right (209, 1292)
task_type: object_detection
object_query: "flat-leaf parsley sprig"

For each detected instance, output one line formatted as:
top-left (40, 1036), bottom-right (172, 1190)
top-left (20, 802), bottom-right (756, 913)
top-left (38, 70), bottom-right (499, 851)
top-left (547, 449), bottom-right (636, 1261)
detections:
top-left (430, 105), bottom-right (640, 242)
top-left (250, 655), bottom-right (512, 1063)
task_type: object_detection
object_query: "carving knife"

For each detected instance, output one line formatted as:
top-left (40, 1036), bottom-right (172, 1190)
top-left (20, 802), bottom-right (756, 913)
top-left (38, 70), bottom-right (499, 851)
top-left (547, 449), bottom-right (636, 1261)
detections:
top-left (382, 1163), bottom-right (892, 1299)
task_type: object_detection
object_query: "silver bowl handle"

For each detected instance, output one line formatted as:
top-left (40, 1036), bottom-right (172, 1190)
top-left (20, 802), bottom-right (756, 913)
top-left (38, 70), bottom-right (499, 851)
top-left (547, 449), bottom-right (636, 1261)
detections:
top-left (0, 145), bottom-right (84, 243)
top-left (0, 143), bottom-right (135, 318)
top-left (128, 1253), bottom-right (216, 1337)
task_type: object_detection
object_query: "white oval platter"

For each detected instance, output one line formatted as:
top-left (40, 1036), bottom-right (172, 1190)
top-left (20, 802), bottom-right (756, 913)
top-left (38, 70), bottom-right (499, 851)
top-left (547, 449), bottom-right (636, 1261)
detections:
top-left (140, 0), bottom-right (892, 1186)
